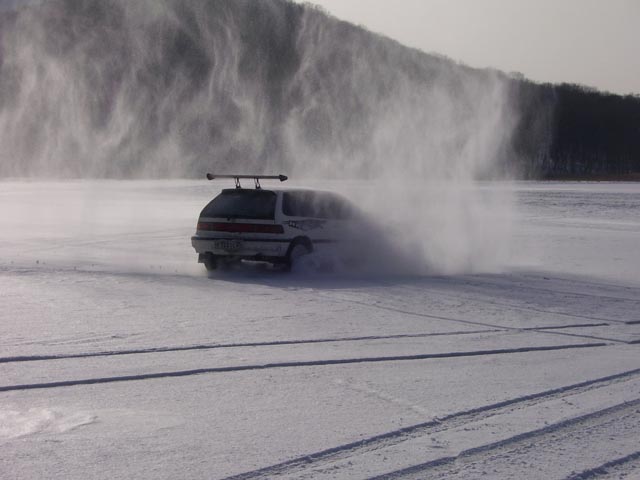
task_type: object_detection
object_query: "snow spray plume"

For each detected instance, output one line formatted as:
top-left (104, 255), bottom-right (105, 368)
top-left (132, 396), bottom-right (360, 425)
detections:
top-left (0, 0), bottom-right (291, 177)
top-left (285, 8), bottom-right (518, 274)
top-left (0, 0), bottom-right (518, 273)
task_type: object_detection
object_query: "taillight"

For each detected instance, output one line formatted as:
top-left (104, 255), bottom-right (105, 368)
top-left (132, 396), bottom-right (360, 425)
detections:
top-left (197, 222), bottom-right (284, 234)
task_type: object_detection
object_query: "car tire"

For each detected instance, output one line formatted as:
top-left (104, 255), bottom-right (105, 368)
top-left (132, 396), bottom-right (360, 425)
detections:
top-left (217, 257), bottom-right (235, 271)
top-left (203, 255), bottom-right (217, 271)
top-left (284, 239), bottom-right (312, 272)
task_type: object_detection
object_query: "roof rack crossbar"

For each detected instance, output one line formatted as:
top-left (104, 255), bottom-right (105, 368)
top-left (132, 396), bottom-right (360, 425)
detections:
top-left (205, 173), bottom-right (288, 189)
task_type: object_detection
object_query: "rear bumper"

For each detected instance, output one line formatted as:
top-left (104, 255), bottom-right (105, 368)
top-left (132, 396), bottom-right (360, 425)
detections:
top-left (191, 235), bottom-right (290, 259)
top-left (197, 252), bottom-right (287, 265)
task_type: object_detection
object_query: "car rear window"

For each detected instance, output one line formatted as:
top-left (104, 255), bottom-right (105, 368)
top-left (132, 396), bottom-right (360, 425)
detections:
top-left (200, 190), bottom-right (277, 220)
top-left (282, 192), bottom-right (353, 219)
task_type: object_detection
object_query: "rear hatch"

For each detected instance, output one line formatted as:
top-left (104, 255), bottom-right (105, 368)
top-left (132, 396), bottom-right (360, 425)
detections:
top-left (196, 189), bottom-right (283, 235)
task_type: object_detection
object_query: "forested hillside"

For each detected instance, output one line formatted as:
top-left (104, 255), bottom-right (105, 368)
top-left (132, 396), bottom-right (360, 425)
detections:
top-left (0, 0), bottom-right (638, 179)
top-left (513, 81), bottom-right (640, 178)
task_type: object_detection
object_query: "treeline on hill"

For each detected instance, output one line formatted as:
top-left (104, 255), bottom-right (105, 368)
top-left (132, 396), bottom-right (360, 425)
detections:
top-left (513, 81), bottom-right (640, 179)
top-left (0, 0), bottom-right (638, 179)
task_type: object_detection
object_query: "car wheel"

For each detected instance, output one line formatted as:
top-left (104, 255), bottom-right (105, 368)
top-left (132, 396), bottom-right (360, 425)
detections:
top-left (203, 255), bottom-right (217, 271)
top-left (285, 240), bottom-right (312, 271)
top-left (217, 257), bottom-right (235, 271)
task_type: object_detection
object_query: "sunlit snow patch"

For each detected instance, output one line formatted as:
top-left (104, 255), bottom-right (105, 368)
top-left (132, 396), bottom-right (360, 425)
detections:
top-left (0, 408), bottom-right (96, 439)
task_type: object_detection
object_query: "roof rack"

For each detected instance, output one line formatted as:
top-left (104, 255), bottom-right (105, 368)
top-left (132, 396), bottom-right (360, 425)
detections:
top-left (205, 173), bottom-right (288, 189)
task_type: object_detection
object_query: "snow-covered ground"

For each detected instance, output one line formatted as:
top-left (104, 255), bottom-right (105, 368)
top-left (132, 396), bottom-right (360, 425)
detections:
top-left (1, 180), bottom-right (639, 479)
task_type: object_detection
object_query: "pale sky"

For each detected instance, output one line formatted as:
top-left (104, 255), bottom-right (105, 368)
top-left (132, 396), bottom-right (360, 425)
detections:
top-left (299, 0), bottom-right (640, 96)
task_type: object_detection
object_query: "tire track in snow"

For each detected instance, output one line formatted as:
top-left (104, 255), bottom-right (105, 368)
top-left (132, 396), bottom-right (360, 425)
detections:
top-left (532, 328), bottom-right (633, 344)
top-left (396, 282), bottom-right (638, 325)
top-left (565, 450), bottom-right (640, 480)
top-left (0, 323), bottom-right (610, 364)
top-left (220, 367), bottom-right (640, 480)
top-left (357, 275), bottom-right (640, 329)
top-left (0, 343), bottom-right (605, 393)
top-left (16, 228), bottom-right (186, 255)
top-left (432, 273), bottom-right (640, 303)
top-left (0, 329), bottom-right (500, 364)
top-left (337, 299), bottom-right (634, 343)
top-left (323, 296), bottom-right (507, 330)
top-left (372, 399), bottom-right (640, 479)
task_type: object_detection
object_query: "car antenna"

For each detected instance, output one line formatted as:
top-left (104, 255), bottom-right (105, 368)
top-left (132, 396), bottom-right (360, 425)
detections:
top-left (205, 174), bottom-right (288, 189)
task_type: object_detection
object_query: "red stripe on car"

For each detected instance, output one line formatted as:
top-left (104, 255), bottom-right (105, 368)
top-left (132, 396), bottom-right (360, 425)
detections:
top-left (197, 222), bottom-right (284, 234)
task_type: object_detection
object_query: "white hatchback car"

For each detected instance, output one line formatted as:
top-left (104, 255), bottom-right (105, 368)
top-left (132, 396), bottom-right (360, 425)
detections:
top-left (191, 174), bottom-right (361, 271)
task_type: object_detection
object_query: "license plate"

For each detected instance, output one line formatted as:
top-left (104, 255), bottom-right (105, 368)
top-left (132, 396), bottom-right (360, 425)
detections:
top-left (214, 239), bottom-right (243, 252)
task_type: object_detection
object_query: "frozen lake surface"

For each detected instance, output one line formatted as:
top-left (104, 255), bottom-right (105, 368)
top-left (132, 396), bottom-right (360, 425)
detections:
top-left (1, 180), bottom-right (639, 479)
